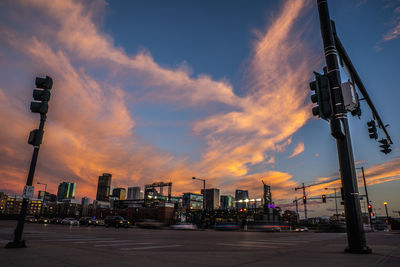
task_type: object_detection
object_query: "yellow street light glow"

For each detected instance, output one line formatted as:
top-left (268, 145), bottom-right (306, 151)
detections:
top-left (384, 202), bottom-right (387, 205)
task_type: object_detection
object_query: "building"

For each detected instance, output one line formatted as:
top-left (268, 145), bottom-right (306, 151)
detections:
top-left (220, 195), bottom-right (234, 210)
top-left (182, 193), bottom-right (203, 210)
top-left (235, 189), bottom-right (249, 210)
top-left (0, 192), bottom-right (7, 214)
top-left (81, 197), bottom-right (90, 205)
top-left (112, 188), bottom-right (126, 200)
top-left (57, 182), bottom-right (76, 201)
top-left (38, 191), bottom-right (56, 202)
top-left (201, 188), bottom-right (220, 211)
top-left (127, 187), bottom-right (141, 200)
top-left (96, 173), bottom-right (112, 201)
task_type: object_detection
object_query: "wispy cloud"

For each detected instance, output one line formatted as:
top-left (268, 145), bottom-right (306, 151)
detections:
top-left (376, 0), bottom-right (400, 50)
top-left (288, 142), bottom-right (305, 159)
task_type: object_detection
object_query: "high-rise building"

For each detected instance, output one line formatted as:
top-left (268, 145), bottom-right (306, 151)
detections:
top-left (127, 187), bottom-right (141, 200)
top-left (96, 173), bottom-right (112, 201)
top-left (235, 189), bottom-right (249, 210)
top-left (57, 182), bottom-right (76, 201)
top-left (112, 188), bottom-right (126, 200)
top-left (201, 188), bottom-right (220, 211)
top-left (220, 195), bottom-right (234, 210)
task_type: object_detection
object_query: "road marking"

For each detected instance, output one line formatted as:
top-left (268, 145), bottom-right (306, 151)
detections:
top-left (95, 242), bottom-right (153, 247)
top-left (74, 239), bottom-right (133, 244)
top-left (120, 244), bottom-right (182, 250)
top-left (217, 243), bottom-right (277, 248)
top-left (38, 238), bottom-right (114, 242)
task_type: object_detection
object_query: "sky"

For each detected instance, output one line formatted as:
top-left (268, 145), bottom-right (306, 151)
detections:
top-left (0, 0), bottom-right (399, 218)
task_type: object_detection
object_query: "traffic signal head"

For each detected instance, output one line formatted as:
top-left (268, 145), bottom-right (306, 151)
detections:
top-left (367, 204), bottom-right (372, 212)
top-left (309, 72), bottom-right (332, 120)
top-left (35, 76), bottom-right (53, 90)
top-left (367, 120), bottom-right (378, 139)
top-left (30, 76), bottom-right (52, 114)
top-left (302, 196), bottom-right (307, 204)
top-left (322, 194), bottom-right (326, 203)
top-left (378, 139), bottom-right (392, 154)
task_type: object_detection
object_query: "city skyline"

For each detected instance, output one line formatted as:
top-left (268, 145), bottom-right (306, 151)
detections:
top-left (0, 0), bottom-right (399, 219)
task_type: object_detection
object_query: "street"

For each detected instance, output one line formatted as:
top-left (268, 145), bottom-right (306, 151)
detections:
top-left (0, 221), bottom-right (399, 266)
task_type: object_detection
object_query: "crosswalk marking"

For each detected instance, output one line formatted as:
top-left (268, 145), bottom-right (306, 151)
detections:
top-left (217, 243), bottom-right (277, 248)
top-left (95, 242), bottom-right (153, 247)
top-left (120, 244), bottom-right (182, 250)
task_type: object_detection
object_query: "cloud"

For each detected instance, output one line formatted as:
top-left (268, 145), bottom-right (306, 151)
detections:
top-left (376, 0), bottom-right (400, 48)
top-left (0, 0), bottom-right (333, 202)
top-left (288, 142), bottom-right (305, 159)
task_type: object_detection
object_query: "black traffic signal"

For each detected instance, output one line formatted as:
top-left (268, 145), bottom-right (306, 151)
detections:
top-left (28, 129), bottom-right (43, 146)
top-left (322, 194), bottom-right (326, 203)
top-left (310, 71), bottom-right (331, 120)
top-left (302, 196), bottom-right (307, 204)
top-left (367, 204), bottom-right (372, 213)
top-left (30, 76), bottom-right (52, 114)
top-left (367, 120), bottom-right (378, 139)
top-left (378, 139), bottom-right (392, 154)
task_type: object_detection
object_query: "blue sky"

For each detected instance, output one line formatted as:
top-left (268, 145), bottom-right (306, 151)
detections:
top-left (0, 0), bottom-right (399, 218)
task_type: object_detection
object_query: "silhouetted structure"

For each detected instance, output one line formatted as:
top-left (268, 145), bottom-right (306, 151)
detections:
top-left (96, 173), bottom-right (112, 201)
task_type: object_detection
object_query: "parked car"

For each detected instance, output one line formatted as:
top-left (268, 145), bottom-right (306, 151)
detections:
top-left (25, 215), bottom-right (37, 223)
top-left (295, 226), bottom-right (309, 232)
top-left (104, 216), bottom-right (130, 228)
top-left (50, 217), bottom-right (63, 224)
top-left (38, 217), bottom-right (50, 224)
top-left (96, 219), bottom-right (105, 226)
top-left (61, 218), bottom-right (79, 225)
top-left (79, 217), bottom-right (97, 226)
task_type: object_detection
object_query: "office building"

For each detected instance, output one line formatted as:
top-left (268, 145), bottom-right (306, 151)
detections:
top-left (112, 188), bottom-right (126, 200)
top-left (201, 188), bottom-right (220, 211)
top-left (96, 173), bottom-right (112, 201)
top-left (235, 189), bottom-right (249, 210)
top-left (220, 195), bottom-right (234, 210)
top-left (182, 193), bottom-right (203, 210)
top-left (57, 182), bottom-right (76, 201)
top-left (127, 187), bottom-right (141, 200)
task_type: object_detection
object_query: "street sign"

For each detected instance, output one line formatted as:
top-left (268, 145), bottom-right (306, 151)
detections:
top-left (22, 185), bottom-right (34, 199)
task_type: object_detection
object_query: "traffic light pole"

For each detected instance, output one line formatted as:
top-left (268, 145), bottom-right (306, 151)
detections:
top-left (360, 167), bottom-right (373, 231)
top-left (317, 0), bottom-right (371, 253)
top-left (6, 114), bottom-right (46, 248)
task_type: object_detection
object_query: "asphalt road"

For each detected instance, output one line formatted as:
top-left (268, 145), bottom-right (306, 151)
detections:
top-left (0, 220), bottom-right (399, 266)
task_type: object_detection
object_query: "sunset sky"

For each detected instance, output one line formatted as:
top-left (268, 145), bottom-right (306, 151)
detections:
top-left (0, 0), bottom-right (399, 218)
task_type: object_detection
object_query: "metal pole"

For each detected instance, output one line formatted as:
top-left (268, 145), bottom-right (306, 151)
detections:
top-left (7, 114), bottom-right (46, 248)
top-left (384, 202), bottom-right (389, 224)
top-left (317, 0), bottom-right (370, 253)
top-left (360, 167), bottom-right (373, 230)
top-left (203, 180), bottom-right (206, 212)
top-left (334, 188), bottom-right (339, 222)
top-left (302, 183), bottom-right (307, 221)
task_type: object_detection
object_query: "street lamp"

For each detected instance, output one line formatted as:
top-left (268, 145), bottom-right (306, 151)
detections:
top-left (384, 202), bottom-right (389, 225)
top-left (325, 188), bottom-right (339, 222)
top-left (192, 177), bottom-right (206, 212)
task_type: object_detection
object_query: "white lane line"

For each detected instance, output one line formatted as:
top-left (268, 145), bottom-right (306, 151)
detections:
top-left (75, 240), bottom-right (133, 244)
top-left (38, 238), bottom-right (114, 242)
top-left (217, 243), bottom-right (277, 249)
top-left (256, 239), bottom-right (310, 244)
top-left (242, 241), bottom-right (297, 246)
top-left (95, 242), bottom-right (153, 247)
top-left (120, 244), bottom-right (182, 251)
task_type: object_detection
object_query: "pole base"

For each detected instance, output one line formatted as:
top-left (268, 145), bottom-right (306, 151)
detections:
top-left (344, 246), bottom-right (372, 254)
top-left (5, 240), bottom-right (26, 249)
